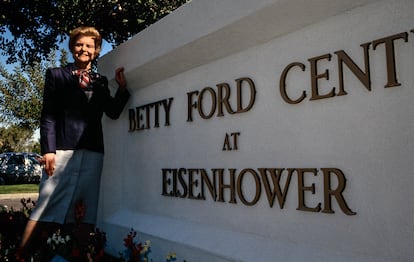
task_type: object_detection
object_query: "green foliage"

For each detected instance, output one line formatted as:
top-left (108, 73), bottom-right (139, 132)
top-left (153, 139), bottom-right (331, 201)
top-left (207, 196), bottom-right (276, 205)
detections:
top-left (0, 125), bottom-right (36, 152)
top-left (0, 0), bottom-right (190, 152)
top-left (0, 0), bottom-right (190, 66)
top-left (0, 50), bottom-right (63, 132)
top-left (0, 50), bottom-right (67, 152)
top-left (0, 63), bottom-right (42, 131)
top-left (0, 184), bottom-right (39, 194)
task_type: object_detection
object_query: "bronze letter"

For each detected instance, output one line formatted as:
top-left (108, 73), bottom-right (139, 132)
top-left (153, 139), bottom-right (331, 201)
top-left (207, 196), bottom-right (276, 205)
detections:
top-left (200, 169), bottom-right (217, 201)
top-left (152, 102), bottom-right (160, 128)
top-left (144, 104), bottom-right (151, 129)
top-left (236, 77), bottom-right (256, 113)
top-left (279, 62), bottom-right (307, 104)
top-left (186, 90), bottom-right (199, 122)
top-left (308, 54), bottom-right (335, 101)
top-left (334, 42), bottom-right (371, 95)
top-left (161, 97), bottom-right (173, 126)
top-left (372, 32), bottom-right (408, 87)
top-left (231, 132), bottom-right (240, 150)
top-left (216, 83), bottom-right (235, 117)
top-left (177, 168), bottom-right (188, 198)
top-left (258, 168), bottom-right (294, 208)
top-left (222, 133), bottom-right (232, 151)
top-left (197, 87), bottom-right (217, 119)
top-left (296, 168), bottom-right (322, 212)
top-left (321, 168), bottom-right (356, 215)
top-left (128, 108), bottom-right (136, 132)
top-left (222, 132), bottom-right (241, 151)
top-left (218, 168), bottom-right (237, 204)
top-left (162, 169), bottom-right (174, 197)
top-left (135, 106), bottom-right (145, 130)
top-left (236, 168), bottom-right (261, 206)
top-left (188, 169), bottom-right (203, 200)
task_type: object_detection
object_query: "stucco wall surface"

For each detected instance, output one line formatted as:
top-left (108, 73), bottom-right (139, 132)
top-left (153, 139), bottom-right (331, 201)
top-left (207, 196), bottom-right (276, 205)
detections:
top-left (97, 0), bottom-right (414, 261)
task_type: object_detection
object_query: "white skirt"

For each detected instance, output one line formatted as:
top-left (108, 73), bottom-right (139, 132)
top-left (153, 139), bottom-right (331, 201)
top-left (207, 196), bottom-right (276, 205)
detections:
top-left (30, 150), bottom-right (104, 224)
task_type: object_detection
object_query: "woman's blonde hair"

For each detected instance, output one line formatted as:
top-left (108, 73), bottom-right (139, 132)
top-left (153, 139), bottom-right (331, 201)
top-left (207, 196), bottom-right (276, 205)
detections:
top-left (69, 26), bottom-right (102, 57)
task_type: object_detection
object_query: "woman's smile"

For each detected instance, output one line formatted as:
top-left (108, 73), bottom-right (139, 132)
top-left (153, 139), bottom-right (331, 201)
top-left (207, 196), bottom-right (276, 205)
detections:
top-left (72, 36), bottom-right (96, 68)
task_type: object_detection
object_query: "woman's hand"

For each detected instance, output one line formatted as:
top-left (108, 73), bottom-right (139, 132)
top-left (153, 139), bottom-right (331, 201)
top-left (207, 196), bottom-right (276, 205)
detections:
top-left (40, 153), bottom-right (56, 177)
top-left (115, 67), bottom-right (127, 91)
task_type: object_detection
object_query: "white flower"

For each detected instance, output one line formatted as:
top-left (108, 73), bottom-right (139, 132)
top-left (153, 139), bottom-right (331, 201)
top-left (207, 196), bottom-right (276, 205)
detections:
top-left (141, 246), bottom-right (148, 254)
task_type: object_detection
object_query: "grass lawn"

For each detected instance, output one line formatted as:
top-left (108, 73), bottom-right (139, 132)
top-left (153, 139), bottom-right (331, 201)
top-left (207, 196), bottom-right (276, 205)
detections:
top-left (0, 184), bottom-right (38, 194)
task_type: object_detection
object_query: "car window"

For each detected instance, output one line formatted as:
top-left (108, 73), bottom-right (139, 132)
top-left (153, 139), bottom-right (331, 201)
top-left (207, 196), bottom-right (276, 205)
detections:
top-left (7, 155), bottom-right (25, 165)
top-left (28, 157), bottom-right (39, 165)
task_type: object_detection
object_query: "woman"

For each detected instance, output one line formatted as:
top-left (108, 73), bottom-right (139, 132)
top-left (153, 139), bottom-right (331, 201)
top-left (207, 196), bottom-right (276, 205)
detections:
top-left (18, 26), bottom-right (130, 258)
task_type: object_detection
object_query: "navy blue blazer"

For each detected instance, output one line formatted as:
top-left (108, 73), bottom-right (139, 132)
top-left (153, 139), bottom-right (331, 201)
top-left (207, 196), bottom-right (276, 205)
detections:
top-left (40, 63), bottom-right (130, 155)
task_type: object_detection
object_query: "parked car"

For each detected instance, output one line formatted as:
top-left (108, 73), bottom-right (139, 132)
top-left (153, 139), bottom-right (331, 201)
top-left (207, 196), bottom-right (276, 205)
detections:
top-left (0, 152), bottom-right (42, 185)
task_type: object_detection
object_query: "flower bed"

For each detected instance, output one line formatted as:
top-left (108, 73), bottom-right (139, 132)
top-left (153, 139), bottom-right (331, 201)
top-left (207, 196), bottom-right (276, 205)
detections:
top-left (0, 198), bottom-right (185, 262)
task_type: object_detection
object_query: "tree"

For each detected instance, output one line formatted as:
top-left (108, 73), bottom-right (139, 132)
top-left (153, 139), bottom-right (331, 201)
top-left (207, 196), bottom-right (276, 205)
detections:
top-left (0, 0), bottom-right (190, 66)
top-left (0, 125), bottom-right (38, 153)
top-left (0, 50), bottom-right (61, 131)
top-left (0, 50), bottom-right (64, 153)
top-left (0, 1), bottom-right (189, 152)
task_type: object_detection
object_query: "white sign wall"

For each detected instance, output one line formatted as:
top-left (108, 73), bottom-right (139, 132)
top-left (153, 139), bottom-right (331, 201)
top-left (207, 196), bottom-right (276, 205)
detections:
top-left (98, 0), bottom-right (414, 261)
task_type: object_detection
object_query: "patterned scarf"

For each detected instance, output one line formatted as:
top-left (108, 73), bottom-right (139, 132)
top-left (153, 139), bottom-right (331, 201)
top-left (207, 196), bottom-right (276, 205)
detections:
top-left (72, 69), bottom-right (94, 101)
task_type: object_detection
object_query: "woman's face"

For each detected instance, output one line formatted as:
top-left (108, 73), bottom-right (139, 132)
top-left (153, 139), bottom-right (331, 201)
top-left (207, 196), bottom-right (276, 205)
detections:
top-left (72, 36), bottom-right (97, 68)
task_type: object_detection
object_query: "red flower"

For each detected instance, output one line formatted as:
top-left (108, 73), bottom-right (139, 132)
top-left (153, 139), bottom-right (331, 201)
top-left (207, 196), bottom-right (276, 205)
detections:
top-left (123, 229), bottom-right (137, 248)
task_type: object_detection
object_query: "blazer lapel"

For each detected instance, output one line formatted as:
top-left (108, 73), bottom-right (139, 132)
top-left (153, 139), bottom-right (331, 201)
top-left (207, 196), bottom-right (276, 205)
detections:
top-left (65, 64), bottom-right (90, 102)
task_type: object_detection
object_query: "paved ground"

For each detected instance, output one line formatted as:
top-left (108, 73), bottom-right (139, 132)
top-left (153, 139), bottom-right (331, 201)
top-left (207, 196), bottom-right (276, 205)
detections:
top-left (0, 193), bottom-right (38, 210)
